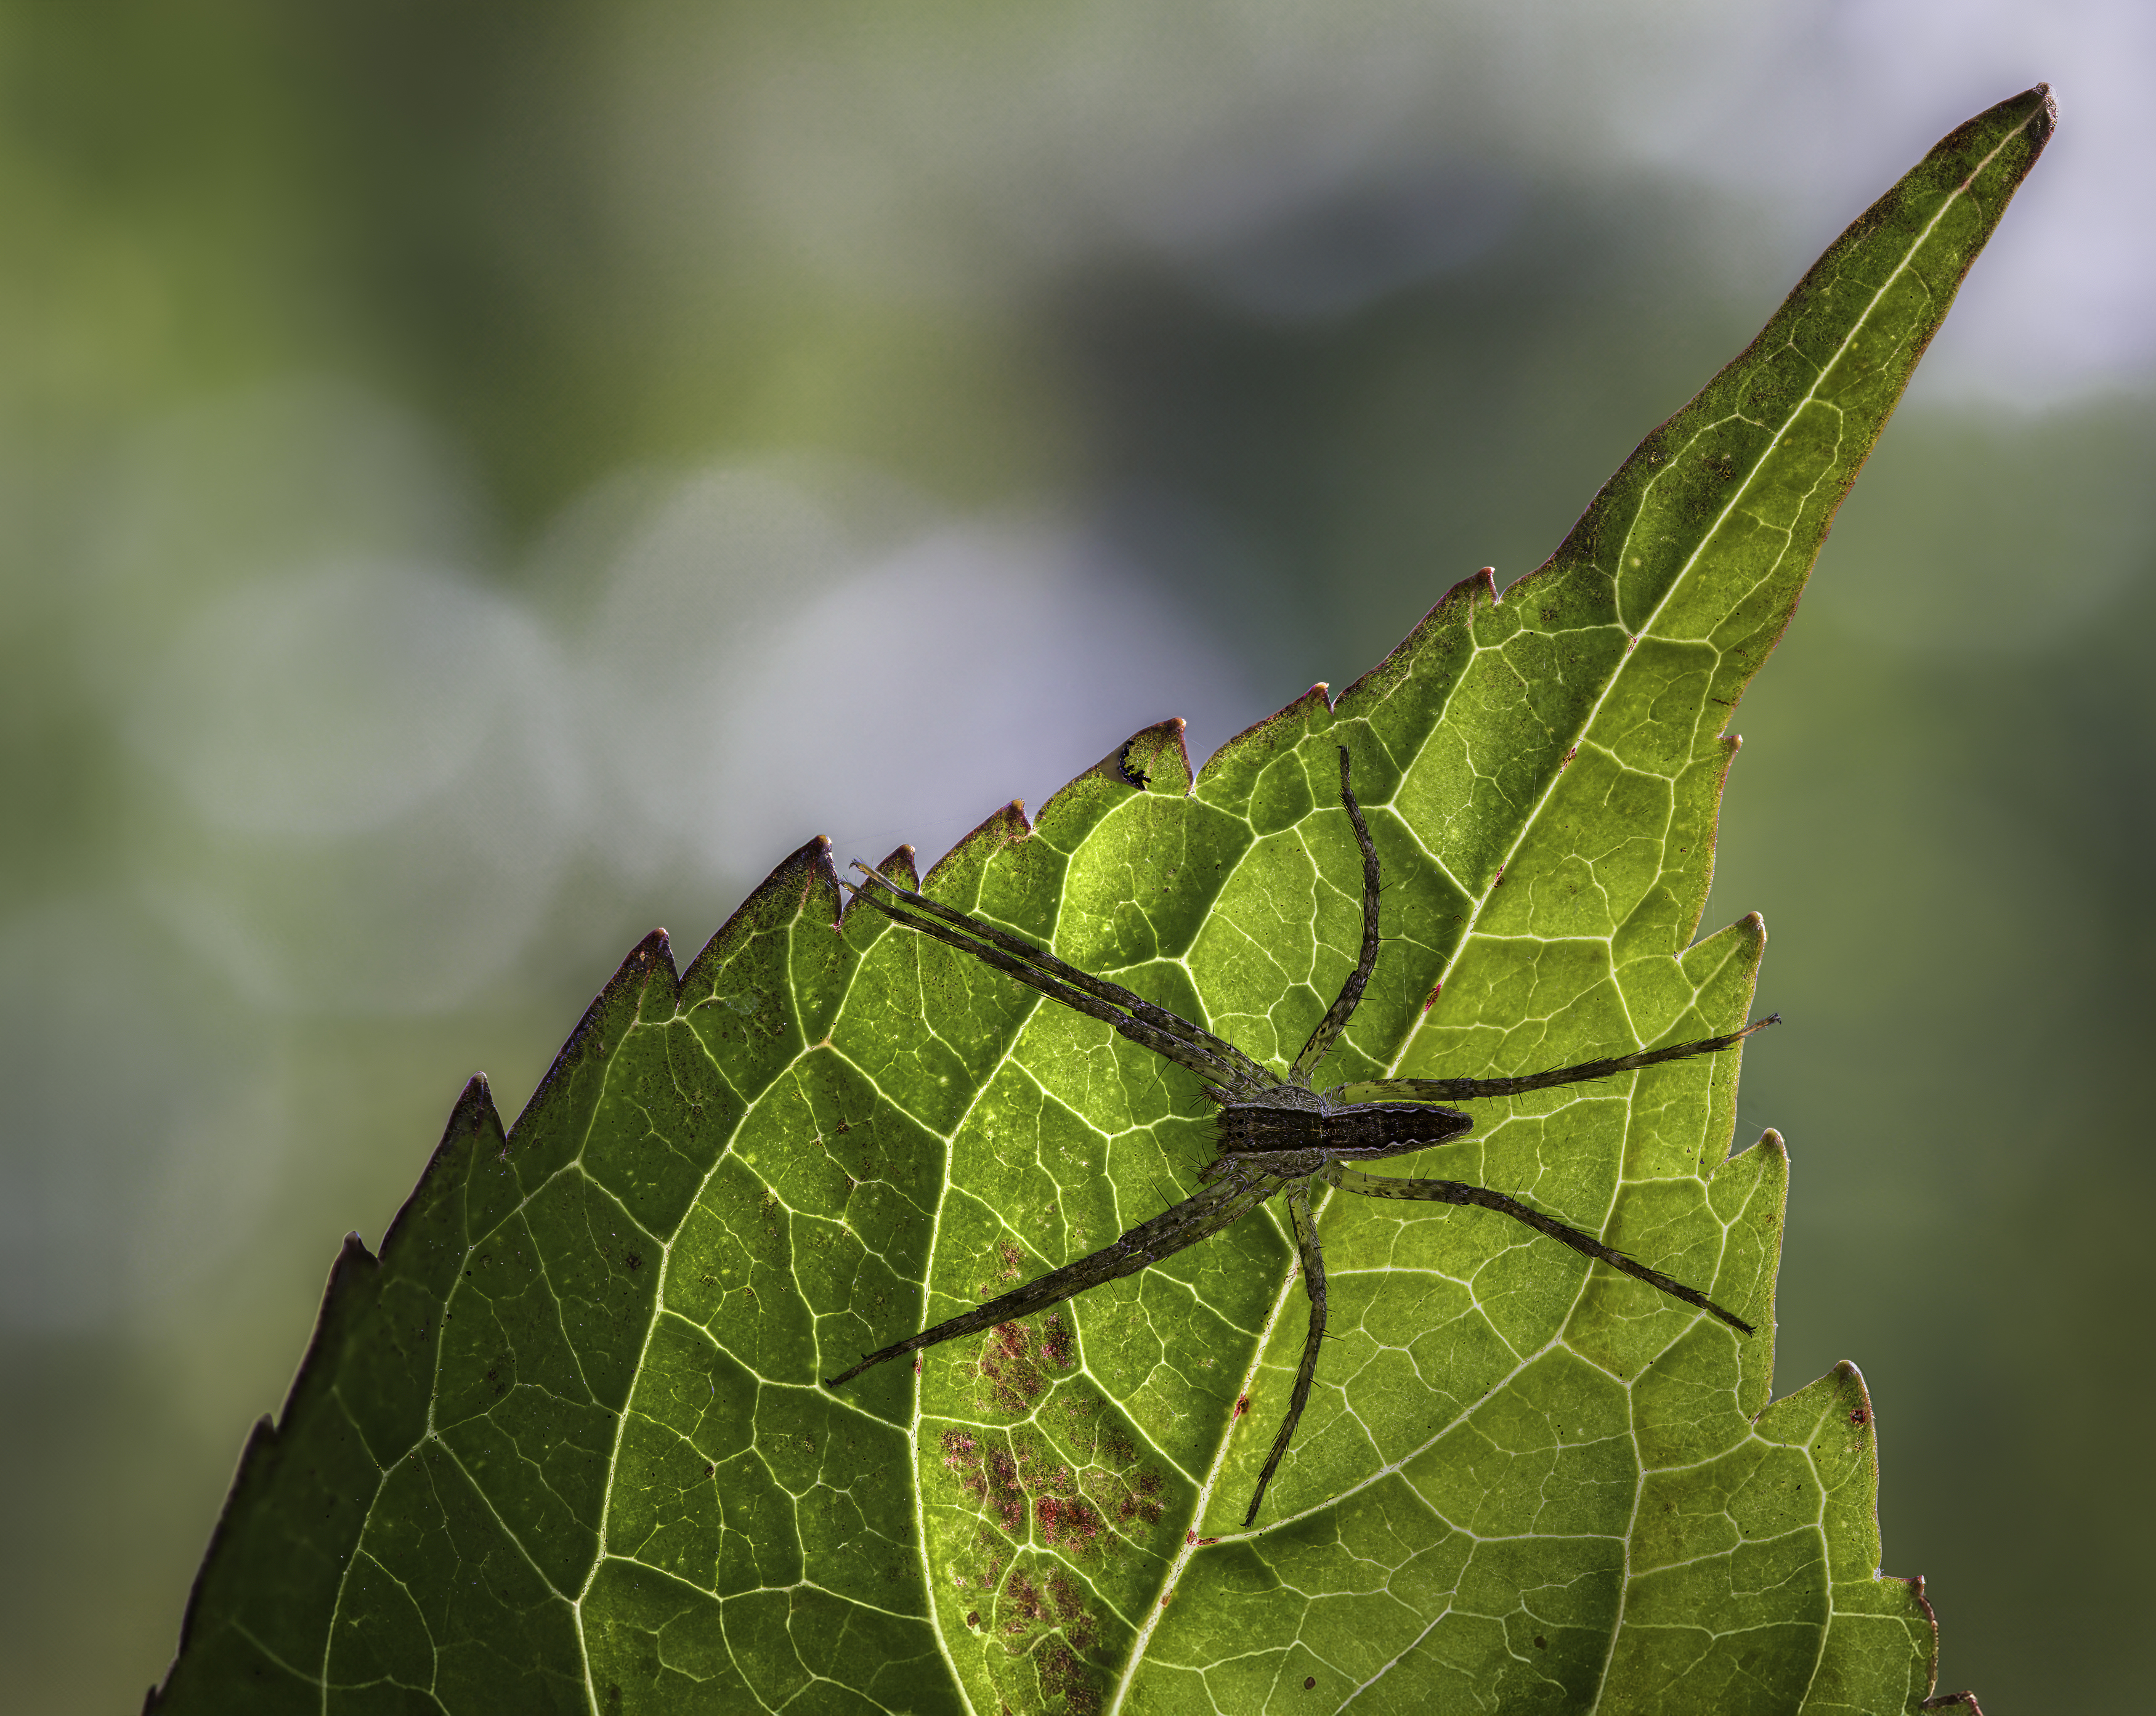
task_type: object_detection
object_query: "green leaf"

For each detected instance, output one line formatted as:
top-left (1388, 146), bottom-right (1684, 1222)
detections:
top-left (149, 87), bottom-right (2051, 1716)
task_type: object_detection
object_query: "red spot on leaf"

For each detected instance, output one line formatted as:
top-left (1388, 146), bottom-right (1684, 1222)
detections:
top-left (1040, 1309), bottom-right (1075, 1370)
top-left (943, 1395), bottom-right (1168, 1569)
top-left (1035, 1491), bottom-right (1104, 1554)
top-left (975, 1315), bottom-right (1077, 1417)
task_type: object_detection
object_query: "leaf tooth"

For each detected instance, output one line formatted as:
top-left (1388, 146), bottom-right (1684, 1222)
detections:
top-left (922, 798), bottom-right (1034, 896)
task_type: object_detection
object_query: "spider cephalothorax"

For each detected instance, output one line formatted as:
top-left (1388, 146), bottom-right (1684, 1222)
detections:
top-left (825, 746), bottom-right (1773, 1525)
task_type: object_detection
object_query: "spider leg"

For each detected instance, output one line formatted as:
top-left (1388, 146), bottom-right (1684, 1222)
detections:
top-left (1289, 747), bottom-right (1382, 1086)
top-left (852, 862), bottom-right (1270, 1085)
top-left (1321, 1162), bottom-right (1753, 1334)
top-left (846, 875), bottom-right (1250, 1098)
top-left (822, 1171), bottom-right (1283, 1389)
top-left (1323, 1014), bottom-right (1778, 1107)
top-left (1243, 1180), bottom-right (1328, 1526)
top-left (848, 865), bottom-right (1272, 1096)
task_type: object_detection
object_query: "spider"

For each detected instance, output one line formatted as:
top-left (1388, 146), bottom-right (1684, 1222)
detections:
top-left (824, 746), bottom-right (1773, 1526)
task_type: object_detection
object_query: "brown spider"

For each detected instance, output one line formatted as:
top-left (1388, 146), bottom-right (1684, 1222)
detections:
top-left (825, 747), bottom-right (1772, 1525)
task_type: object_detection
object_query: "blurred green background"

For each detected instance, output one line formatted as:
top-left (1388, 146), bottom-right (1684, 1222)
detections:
top-left (4, 4), bottom-right (2149, 1710)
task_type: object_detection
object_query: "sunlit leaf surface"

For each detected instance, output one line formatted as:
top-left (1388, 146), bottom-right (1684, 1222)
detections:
top-left (149, 87), bottom-right (2050, 1715)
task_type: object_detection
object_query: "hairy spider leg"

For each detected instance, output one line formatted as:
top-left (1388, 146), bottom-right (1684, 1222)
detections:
top-left (848, 860), bottom-right (1275, 1090)
top-left (1323, 1013), bottom-right (1780, 1109)
top-left (1287, 746), bottom-right (1382, 1087)
top-left (822, 1170), bottom-right (1287, 1388)
top-left (1246, 1181), bottom-right (1329, 1526)
top-left (1321, 1162), bottom-right (1754, 1334)
top-left (1278, 747), bottom-right (1771, 1103)
top-left (844, 865), bottom-right (1273, 1098)
top-left (827, 748), bottom-right (1774, 1519)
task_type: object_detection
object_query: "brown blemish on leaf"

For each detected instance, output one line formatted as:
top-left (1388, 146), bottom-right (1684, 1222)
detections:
top-left (1035, 1489), bottom-right (1104, 1556)
top-left (1039, 1310), bottom-right (1074, 1370)
top-left (1037, 1642), bottom-right (1098, 1716)
top-left (1050, 1390), bottom-right (1166, 1535)
top-left (1850, 1404), bottom-right (1871, 1426)
top-left (948, 1428), bottom-right (1163, 1555)
top-left (995, 1569), bottom-right (1104, 1714)
top-left (944, 1431), bottom-right (1027, 1537)
top-left (944, 1393), bottom-right (1168, 1577)
top-left (1047, 1571), bottom-right (1096, 1653)
top-left (974, 1312), bottom-right (1078, 1417)
top-left (1003, 1567), bottom-right (1045, 1632)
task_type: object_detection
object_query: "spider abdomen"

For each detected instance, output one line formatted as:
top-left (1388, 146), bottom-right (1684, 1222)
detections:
top-left (1318, 1103), bottom-right (1475, 1159)
top-left (1216, 1098), bottom-right (1475, 1162)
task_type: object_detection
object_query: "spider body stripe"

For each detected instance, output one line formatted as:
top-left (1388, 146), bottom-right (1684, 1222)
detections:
top-left (1304, 1103), bottom-right (1476, 1158)
top-left (1214, 1101), bottom-right (1473, 1159)
top-left (824, 744), bottom-right (1775, 1526)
